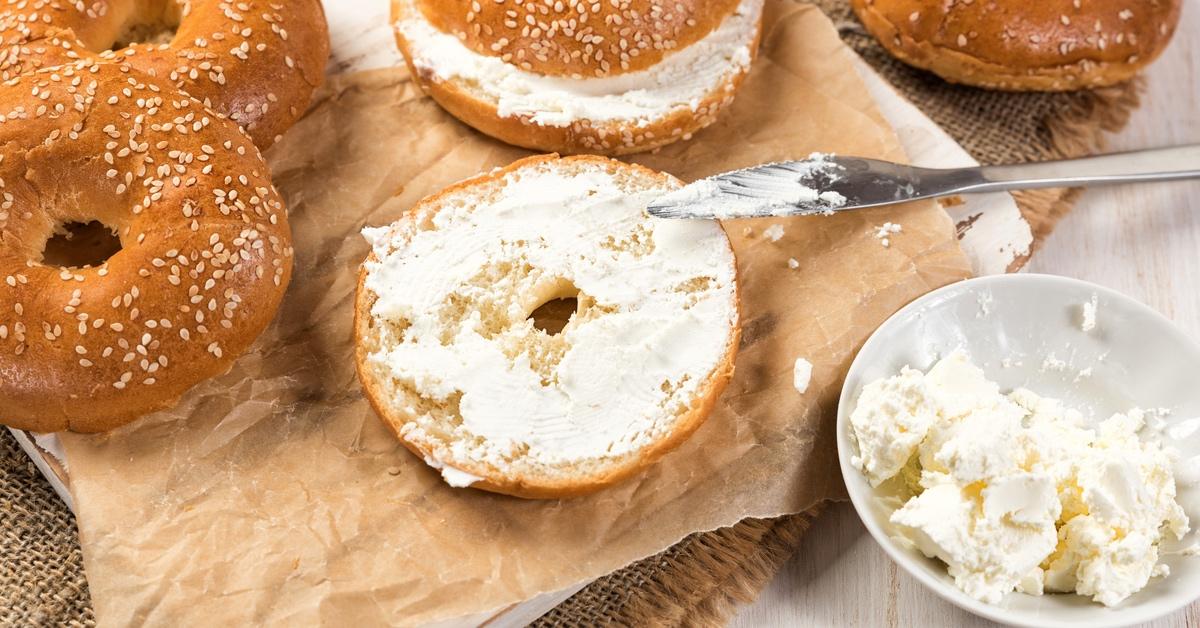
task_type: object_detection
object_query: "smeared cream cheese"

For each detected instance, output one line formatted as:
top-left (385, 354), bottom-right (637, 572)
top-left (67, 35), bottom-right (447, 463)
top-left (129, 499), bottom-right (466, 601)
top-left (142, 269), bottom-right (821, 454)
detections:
top-left (395, 0), bottom-right (763, 128)
top-left (362, 162), bottom-right (738, 476)
top-left (850, 351), bottom-right (1189, 606)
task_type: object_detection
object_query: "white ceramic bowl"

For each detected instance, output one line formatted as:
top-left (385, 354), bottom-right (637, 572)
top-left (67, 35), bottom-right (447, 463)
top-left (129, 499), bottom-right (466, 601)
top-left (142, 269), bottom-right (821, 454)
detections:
top-left (837, 274), bottom-right (1200, 628)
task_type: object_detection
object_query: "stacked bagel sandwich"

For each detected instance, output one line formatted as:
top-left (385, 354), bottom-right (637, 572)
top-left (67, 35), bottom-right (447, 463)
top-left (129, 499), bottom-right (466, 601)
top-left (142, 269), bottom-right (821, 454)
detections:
top-left (392, 0), bottom-right (767, 155)
top-left (0, 1), bottom-right (330, 433)
top-left (849, 0), bottom-right (1182, 91)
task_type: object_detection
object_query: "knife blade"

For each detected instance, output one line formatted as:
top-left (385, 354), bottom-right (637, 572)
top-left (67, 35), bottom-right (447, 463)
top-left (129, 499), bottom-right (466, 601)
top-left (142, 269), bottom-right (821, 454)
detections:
top-left (646, 146), bottom-right (1200, 220)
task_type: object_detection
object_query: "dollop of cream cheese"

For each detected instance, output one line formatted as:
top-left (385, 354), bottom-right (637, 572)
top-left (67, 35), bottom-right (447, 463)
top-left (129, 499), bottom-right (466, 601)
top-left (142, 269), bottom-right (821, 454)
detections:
top-left (423, 456), bottom-right (483, 488)
top-left (793, 358), bottom-right (813, 394)
top-left (850, 351), bottom-right (1189, 606)
top-left (362, 163), bottom-right (738, 478)
top-left (395, 0), bottom-right (763, 127)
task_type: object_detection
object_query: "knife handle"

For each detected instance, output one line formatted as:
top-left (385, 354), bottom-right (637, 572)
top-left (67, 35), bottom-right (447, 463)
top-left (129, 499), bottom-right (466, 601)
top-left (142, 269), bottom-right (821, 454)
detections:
top-left (962, 145), bottom-right (1200, 193)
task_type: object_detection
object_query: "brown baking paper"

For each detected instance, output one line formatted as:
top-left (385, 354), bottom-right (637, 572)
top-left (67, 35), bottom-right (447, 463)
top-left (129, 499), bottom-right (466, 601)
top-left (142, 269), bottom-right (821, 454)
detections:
top-left (59, 4), bottom-right (971, 625)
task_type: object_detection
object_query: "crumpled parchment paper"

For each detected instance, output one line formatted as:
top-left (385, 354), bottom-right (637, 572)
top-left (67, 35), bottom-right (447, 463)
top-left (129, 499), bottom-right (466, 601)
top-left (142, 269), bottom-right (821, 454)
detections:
top-left (60, 4), bottom-right (971, 625)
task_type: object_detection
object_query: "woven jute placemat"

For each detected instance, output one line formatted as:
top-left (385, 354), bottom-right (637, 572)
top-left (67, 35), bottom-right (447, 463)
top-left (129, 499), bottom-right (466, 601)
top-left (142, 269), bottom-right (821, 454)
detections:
top-left (0, 433), bottom-right (93, 626)
top-left (0, 1), bottom-right (1140, 625)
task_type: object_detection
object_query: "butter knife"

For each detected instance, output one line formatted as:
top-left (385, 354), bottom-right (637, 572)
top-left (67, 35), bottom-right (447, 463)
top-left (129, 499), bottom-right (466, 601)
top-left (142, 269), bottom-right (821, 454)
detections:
top-left (645, 145), bottom-right (1200, 220)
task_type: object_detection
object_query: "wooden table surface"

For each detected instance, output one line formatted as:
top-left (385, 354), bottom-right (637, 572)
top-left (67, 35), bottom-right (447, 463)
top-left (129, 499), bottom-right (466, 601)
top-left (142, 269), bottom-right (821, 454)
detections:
top-left (731, 10), bottom-right (1200, 628)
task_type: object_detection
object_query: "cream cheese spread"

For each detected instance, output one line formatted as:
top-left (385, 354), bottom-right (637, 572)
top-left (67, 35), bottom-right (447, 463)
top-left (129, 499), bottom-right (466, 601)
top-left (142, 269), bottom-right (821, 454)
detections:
top-left (395, 0), bottom-right (763, 128)
top-left (850, 351), bottom-right (1189, 606)
top-left (362, 163), bottom-right (738, 478)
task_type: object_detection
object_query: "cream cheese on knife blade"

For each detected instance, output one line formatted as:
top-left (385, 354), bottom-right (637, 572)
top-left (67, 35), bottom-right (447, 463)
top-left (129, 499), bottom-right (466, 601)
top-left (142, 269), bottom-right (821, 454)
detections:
top-left (648, 153), bottom-right (848, 219)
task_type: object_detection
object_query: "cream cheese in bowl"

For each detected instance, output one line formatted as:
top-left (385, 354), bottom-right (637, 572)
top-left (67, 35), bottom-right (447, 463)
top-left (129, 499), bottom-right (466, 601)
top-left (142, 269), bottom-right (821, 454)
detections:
top-left (837, 274), bottom-right (1200, 627)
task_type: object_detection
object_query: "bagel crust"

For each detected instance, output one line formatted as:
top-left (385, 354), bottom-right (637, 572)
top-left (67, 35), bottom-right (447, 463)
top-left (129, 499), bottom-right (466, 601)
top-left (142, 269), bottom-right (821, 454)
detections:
top-left (850, 0), bottom-right (1182, 91)
top-left (355, 155), bottom-right (741, 498)
top-left (392, 0), bottom-right (763, 155)
top-left (0, 60), bottom-right (293, 433)
top-left (0, 0), bottom-right (331, 147)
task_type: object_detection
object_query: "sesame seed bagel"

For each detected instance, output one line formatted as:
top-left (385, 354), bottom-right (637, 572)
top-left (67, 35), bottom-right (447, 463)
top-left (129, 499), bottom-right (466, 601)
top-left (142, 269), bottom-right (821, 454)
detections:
top-left (0, 60), bottom-right (293, 433)
top-left (355, 155), bottom-right (740, 499)
top-left (0, 0), bottom-right (330, 147)
top-left (392, 0), bottom-right (763, 155)
top-left (850, 0), bottom-right (1182, 91)
top-left (415, 0), bottom-right (743, 77)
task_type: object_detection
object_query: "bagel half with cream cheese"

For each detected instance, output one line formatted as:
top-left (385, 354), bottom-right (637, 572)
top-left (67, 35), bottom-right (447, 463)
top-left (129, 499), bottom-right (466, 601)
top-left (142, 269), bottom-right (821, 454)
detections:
top-left (850, 0), bottom-right (1182, 91)
top-left (355, 155), bottom-right (741, 498)
top-left (391, 0), bottom-right (765, 155)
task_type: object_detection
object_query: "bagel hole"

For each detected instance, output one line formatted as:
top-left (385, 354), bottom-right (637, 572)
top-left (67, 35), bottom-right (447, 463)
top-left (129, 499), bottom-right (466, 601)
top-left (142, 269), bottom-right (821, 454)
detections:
top-left (41, 221), bottom-right (122, 269)
top-left (110, 2), bottom-right (182, 49)
top-left (529, 297), bottom-right (578, 336)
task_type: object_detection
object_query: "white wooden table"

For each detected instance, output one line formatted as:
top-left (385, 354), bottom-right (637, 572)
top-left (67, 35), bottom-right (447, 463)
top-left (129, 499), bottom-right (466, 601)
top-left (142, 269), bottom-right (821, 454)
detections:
top-left (731, 12), bottom-right (1200, 628)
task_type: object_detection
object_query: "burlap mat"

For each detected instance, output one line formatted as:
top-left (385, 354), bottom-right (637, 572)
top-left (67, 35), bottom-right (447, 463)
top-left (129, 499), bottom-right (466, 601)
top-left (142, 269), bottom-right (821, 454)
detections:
top-left (0, 432), bottom-right (93, 626)
top-left (0, 1), bottom-right (1140, 625)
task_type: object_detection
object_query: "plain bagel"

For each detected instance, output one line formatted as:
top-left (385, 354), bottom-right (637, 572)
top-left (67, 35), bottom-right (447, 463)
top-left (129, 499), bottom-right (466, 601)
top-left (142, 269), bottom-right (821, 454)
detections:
top-left (355, 155), bottom-right (741, 498)
top-left (0, 60), bottom-right (294, 433)
top-left (850, 0), bottom-right (1182, 91)
top-left (391, 0), bottom-right (764, 155)
top-left (0, 0), bottom-right (330, 147)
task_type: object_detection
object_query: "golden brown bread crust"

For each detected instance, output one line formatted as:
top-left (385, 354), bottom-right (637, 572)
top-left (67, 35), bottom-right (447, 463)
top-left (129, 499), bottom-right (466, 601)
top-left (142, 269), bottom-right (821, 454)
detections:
top-left (416, 0), bottom-right (742, 77)
top-left (850, 0), bottom-right (1181, 91)
top-left (0, 60), bottom-right (293, 433)
top-left (353, 154), bottom-right (741, 499)
top-left (393, 0), bottom-right (762, 155)
top-left (0, 0), bottom-right (330, 147)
